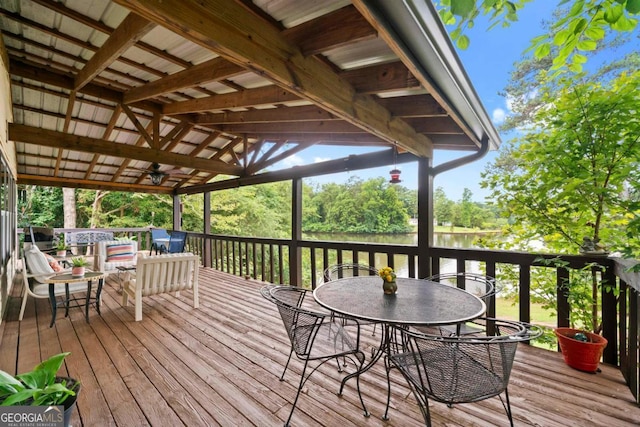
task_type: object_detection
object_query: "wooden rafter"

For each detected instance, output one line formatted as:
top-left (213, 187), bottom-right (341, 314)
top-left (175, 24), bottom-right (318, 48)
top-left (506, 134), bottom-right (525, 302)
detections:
top-left (74, 13), bottom-right (155, 90)
top-left (123, 57), bottom-right (244, 104)
top-left (113, 0), bottom-right (433, 157)
top-left (9, 124), bottom-right (243, 176)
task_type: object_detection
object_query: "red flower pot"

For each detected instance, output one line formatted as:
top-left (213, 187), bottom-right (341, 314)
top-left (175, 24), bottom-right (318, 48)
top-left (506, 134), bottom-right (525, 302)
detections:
top-left (555, 327), bottom-right (608, 373)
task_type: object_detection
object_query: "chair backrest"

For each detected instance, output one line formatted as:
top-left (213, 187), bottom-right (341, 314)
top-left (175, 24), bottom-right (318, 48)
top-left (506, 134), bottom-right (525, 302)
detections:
top-left (425, 272), bottom-right (498, 301)
top-left (134, 252), bottom-right (199, 297)
top-left (151, 228), bottom-right (170, 241)
top-left (267, 286), bottom-right (325, 357)
top-left (168, 231), bottom-right (187, 253)
top-left (95, 239), bottom-right (138, 273)
top-left (324, 263), bottom-right (378, 282)
top-left (390, 318), bottom-right (540, 405)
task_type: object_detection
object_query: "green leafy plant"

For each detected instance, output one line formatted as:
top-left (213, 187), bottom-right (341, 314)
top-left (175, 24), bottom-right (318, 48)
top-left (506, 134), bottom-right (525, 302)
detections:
top-left (56, 238), bottom-right (68, 251)
top-left (534, 257), bottom-right (616, 334)
top-left (70, 257), bottom-right (89, 268)
top-left (0, 352), bottom-right (79, 406)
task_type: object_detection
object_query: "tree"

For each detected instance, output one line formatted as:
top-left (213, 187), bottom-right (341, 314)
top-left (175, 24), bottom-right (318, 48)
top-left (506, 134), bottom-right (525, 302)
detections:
top-left (435, 0), bottom-right (639, 72)
top-left (434, 187), bottom-right (454, 225)
top-left (481, 71), bottom-right (640, 332)
top-left (482, 70), bottom-right (640, 253)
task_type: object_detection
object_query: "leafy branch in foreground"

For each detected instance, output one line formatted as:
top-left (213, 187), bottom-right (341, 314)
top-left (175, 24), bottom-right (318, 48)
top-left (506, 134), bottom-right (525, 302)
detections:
top-left (435, 0), bottom-right (639, 72)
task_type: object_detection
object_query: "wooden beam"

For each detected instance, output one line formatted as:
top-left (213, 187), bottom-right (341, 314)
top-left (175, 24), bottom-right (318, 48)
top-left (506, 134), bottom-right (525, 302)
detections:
top-left (30, 0), bottom-right (191, 69)
top-left (75, 13), bottom-right (155, 90)
top-left (192, 105), bottom-right (336, 125)
top-left (378, 94), bottom-right (447, 118)
top-left (178, 150), bottom-right (418, 195)
top-left (282, 5), bottom-right (376, 56)
top-left (234, 133), bottom-right (387, 145)
top-left (341, 61), bottom-right (420, 94)
top-left (113, 0), bottom-right (433, 157)
top-left (213, 121), bottom-right (364, 134)
top-left (121, 104), bottom-right (154, 147)
top-left (124, 57), bottom-right (245, 104)
top-left (406, 117), bottom-right (465, 134)
top-left (9, 124), bottom-right (243, 176)
top-left (162, 86), bottom-right (299, 115)
top-left (18, 174), bottom-right (173, 194)
top-left (10, 60), bottom-right (162, 113)
top-left (352, 0), bottom-right (478, 148)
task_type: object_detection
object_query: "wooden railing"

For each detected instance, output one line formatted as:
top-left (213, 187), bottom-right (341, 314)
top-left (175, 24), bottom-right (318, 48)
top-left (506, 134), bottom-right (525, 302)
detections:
top-left (188, 231), bottom-right (639, 404)
top-left (25, 228), bottom-right (639, 403)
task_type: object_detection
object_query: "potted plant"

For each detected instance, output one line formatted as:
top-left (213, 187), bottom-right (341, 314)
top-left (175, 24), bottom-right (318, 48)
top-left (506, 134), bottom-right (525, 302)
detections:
top-left (56, 237), bottom-right (69, 257)
top-left (536, 257), bottom-right (610, 372)
top-left (0, 352), bottom-right (80, 426)
top-left (70, 257), bottom-right (89, 277)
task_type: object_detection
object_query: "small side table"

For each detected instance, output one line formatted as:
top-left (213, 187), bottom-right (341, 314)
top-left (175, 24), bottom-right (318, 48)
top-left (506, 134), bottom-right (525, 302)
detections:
top-left (116, 266), bottom-right (136, 292)
top-left (48, 271), bottom-right (105, 328)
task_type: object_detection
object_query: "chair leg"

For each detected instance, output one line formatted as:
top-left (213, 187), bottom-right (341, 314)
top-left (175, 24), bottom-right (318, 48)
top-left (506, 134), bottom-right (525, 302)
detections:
top-left (284, 358), bottom-right (311, 427)
top-left (500, 388), bottom-right (515, 427)
top-left (280, 348), bottom-right (295, 381)
top-left (19, 291), bottom-right (29, 321)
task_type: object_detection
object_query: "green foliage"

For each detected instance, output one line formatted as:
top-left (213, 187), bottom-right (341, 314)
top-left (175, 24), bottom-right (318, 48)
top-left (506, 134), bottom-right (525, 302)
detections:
top-left (18, 186), bottom-right (64, 227)
top-left (303, 177), bottom-right (412, 233)
top-left (433, 186), bottom-right (498, 228)
top-left (482, 70), bottom-right (640, 255)
top-left (70, 257), bottom-right (89, 267)
top-left (0, 352), bottom-right (78, 406)
top-left (435, 0), bottom-right (638, 72)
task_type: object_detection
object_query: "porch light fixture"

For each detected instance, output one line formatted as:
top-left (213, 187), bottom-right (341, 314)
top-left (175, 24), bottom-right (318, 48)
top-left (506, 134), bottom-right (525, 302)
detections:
top-left (389, 142), bottom-right (402, 184)
top-left (149, 171), bottom-right (163, 185)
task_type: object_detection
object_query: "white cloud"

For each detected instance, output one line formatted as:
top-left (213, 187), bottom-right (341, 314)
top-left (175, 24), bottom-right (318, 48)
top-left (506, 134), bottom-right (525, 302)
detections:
top-left (281, 154), bottom-right (305, 167)
top-left (313, 157), bottom-right (331, 163)
top-left (492, 108), bottom-right (506, 124)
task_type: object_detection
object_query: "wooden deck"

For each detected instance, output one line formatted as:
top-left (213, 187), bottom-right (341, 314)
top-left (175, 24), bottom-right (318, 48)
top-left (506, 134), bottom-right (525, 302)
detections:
top-left (1, 267), bottom-right (638, 426)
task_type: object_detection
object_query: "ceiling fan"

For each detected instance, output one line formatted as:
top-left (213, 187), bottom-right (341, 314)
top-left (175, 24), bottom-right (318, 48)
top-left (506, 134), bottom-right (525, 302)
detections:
top-left (136, 163), bottom-right (186, 185)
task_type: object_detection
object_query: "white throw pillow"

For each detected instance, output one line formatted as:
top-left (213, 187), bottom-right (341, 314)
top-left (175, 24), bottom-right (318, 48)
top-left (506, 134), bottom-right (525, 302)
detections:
top-left (25, 245), bottom-right (55, 277)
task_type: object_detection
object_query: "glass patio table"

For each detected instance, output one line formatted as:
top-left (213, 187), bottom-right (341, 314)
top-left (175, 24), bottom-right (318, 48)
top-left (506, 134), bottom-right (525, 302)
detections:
top-left (313, 275), bottom-right (486, 416)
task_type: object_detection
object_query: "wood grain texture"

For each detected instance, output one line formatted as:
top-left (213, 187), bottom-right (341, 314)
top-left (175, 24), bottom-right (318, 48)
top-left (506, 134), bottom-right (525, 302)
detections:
top-left (2, 267), bottom-right (639, 426)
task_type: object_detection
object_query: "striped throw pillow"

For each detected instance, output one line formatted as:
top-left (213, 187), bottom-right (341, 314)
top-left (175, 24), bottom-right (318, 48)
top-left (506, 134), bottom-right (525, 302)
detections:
top-left (106, 243), bottom-right (134, 262)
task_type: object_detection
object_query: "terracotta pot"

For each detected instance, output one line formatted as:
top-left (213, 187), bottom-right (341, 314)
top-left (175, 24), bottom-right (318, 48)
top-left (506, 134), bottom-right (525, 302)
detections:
top-left (555, 327), bottom-right (608, 373)
top-left (71, 266), bottom-right (85, 277)
top-left (57, 250), bottom-right (67, 257)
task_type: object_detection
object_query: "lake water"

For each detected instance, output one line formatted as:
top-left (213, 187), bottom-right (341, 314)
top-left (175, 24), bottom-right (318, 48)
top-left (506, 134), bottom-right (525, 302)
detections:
top-left (303, 232), bottom-right (483, 277)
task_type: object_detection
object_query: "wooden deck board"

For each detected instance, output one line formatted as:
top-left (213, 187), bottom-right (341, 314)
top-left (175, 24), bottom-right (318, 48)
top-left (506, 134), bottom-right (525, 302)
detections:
top-left (1, 266), bottom-right (639, 426)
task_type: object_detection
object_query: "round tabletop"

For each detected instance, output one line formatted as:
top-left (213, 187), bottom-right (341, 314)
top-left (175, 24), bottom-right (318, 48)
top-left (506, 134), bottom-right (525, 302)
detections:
top-left (313, 276), bottom-right (486, 326)
top-left (48, 271), bottom-right (105, 283)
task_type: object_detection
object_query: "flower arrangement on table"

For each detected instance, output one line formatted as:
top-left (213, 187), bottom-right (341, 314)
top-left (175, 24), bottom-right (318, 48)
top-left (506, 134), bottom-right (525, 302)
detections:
top-left (378, 267), bottom-right (397, 294)
top-left (378, 267), bottom-right (396, 283)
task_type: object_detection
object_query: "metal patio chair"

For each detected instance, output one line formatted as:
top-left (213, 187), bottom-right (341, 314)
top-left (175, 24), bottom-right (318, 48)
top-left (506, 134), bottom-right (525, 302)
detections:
top-left (261, 285), bottom-right (367, 426)
top-left (384, 318), bottom-right (541, 426)
top-left (322, 263), bottom-right (380, 335)
top-left (423, 272), bottom-right (500, 336)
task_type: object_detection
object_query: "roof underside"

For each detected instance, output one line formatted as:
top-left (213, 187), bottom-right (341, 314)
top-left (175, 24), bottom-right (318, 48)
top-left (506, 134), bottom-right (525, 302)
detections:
top-left (0, 0), bottom-right (500, 194)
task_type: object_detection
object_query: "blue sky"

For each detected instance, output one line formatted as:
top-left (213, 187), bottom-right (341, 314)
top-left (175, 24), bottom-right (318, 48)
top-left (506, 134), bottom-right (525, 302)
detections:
top-left (277, 3), bottom-right (559, 202)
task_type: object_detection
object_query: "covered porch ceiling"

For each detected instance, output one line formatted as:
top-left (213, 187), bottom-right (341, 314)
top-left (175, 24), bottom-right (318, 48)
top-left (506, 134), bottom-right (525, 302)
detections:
top-left (1, 0), bottom-right (501, 194)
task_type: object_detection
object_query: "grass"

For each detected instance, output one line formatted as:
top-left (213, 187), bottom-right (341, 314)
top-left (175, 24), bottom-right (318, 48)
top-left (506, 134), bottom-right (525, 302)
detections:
top-left (495, 297), bottom-right (556, 327)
